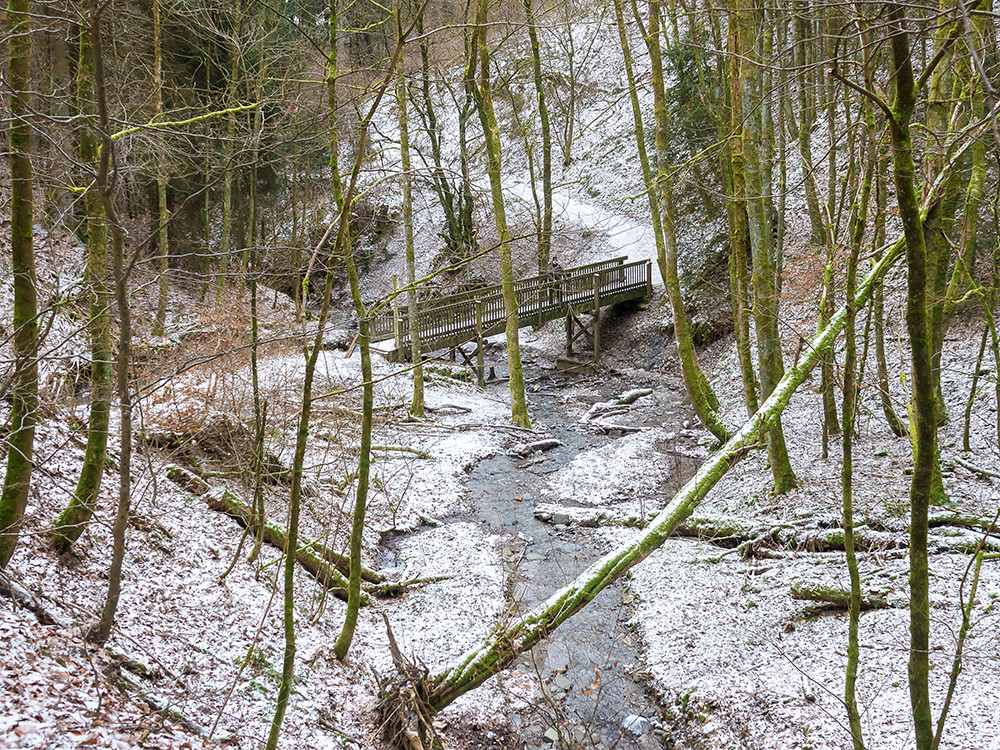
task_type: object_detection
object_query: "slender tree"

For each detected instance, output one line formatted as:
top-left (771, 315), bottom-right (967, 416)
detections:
top-left (216, 2), bottom-right (242, 307)
top-left (88, 0), bottom-right (133, 646)
top-left (886, 8), bottom-right (936, 746)
top-left (152, 0), bottom-right (171, 336)
top-left (50, 9), bottom-right (114, 552)
top-left (873, 154), bottom-right (908, 437)
top-left (397, 16), bottom-right (424, 416)
top-left (467, 0), bottom-right (531, 428)
top-left (0, 0), bottom-right (39, 569)
top-left (648, 0), bottom-right (729, 442)
top-left (523, 0), bottom-right (553, 274)
top-left (699, 0), bottom-right (759, 419)
top-left (612, 0), bottom-right (665, 264)
top-left (841, 84), bottom-right (875, 750)
top-left (730, 0), bottom-right (796, 493)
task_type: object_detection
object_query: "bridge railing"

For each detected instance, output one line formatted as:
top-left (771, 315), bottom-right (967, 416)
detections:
top-left (369, 256), bottom-right (650, 350)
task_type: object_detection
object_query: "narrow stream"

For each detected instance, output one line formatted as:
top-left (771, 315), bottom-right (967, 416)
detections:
top-left (463, 367), bottom-right (698, 749)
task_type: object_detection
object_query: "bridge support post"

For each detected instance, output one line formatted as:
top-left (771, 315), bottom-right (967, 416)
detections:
top-left (565, 307), bottom-right (573, 356)
top-left (475, 300), bottom-right (485, 387)
top-left (392, 275), bottom-right (403, 358)
top-left (593, 273), bottom-right (601, 363)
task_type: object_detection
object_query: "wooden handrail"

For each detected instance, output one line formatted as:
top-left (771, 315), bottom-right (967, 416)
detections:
top-left (368, 257), bottom-right (651, 355)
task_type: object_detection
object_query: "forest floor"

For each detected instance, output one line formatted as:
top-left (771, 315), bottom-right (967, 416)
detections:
top-left (3, 195), bottom-right (1000, 750)
top-left (4, 13), bottom-right (1000, 747)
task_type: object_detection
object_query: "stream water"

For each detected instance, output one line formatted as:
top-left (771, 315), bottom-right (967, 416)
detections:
top-left (461, 366), bottom-right (698, 749)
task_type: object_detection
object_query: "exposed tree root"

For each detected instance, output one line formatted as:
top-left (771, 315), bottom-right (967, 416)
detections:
top-left (377, 614), bottom-right (439, 750)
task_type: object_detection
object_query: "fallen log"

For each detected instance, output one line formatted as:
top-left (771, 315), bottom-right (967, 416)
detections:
top-left (406, 237), bottom-right (905, 723)
top-left (0, 569), bottom-right (73, 628)
top-left (582, 388), bottom-right (654, 424)
top-left (953, 454), bottom-right (1000, 480)
top-left (613, 388), bottom-right (653, 405)
top-left (166, 464), bottom-right (384, 585)
top-left (204, 486), bottom-right (361, 603)
top-left (790, 582), bottom-right (889, 611)
top-left (674, 515), bottom-right (906, 553)
top-left (929, 512), bottom-right (1000, 534)
top-left (587, 420), bottom-right (646, 434)
top-left (166, 464), bottom-right (209, 495)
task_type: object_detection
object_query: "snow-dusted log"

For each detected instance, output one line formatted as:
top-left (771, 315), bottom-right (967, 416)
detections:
top-left (166, 464), bottom-right (384, 585)
top-left (419, 237), bottom-right (905, 715)
top-left (613, 388), bottom-right (654, 405)
top-left (790, 582), bottom-right (888, 611)
top-left (204, 486), bottom-right (360, 603)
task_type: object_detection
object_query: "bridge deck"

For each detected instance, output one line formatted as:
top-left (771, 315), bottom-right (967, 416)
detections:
top-left (369, 256), bottom-right (652, 360)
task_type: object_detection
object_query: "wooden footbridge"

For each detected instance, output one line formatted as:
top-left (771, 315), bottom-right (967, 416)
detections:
top-left (369, 256), bottom-right (653, 366)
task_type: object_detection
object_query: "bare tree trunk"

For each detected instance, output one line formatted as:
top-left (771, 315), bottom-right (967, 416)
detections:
top-left (216, 2), bottom-right (241, 308)
top-left (790, 0), bottom-right (825, 245)
top-left (414, 15), bottom-right (468, 261)
top-left (612, 0), bottom-right (665, 266)
top-left (51, 13), bottom-right (114, 552)
top-left (722, 2), bottom-right (760, 419)
top-left (247, 117), bottom-right (267, 565)
top-left (331, 0), bottom-right (426, 662)
top-left (0, 0), bottom-right (39, 569)
top-left (842, 88), bottom-right (875, 750)
top-left (886, 8), bottom-right (935, 747)
top-left (88, 0), bottom-right (132, 646)
top-left (523, 0), bottom-right (553, 275)
top-left (732, 0), bottom-right (796, 493)
top-left (962, 324), bottom-right (988, 452)
top-left (397, 27), bottom-right (424, 416)
top-left (873, 152), bottom-right (908, 437)
top-left (467, 0), bottom-right (530, 428)
top-left (152, 0), bottom-right (170, 336)
top-left (649, 0), bottom-right (728, 442)
top-left (560, 0), bottom-right (577, 167)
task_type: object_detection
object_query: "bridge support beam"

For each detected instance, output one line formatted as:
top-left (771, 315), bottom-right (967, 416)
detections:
top-left (564, 313), bottom-right (599, 361)
top-left (475, 301), bottom-right (485, 387)
top-left (564, 273), bottom-right (603, 363)
top-left (392, 275), bottom-right (403, 353)
top-left (593, 273), bottom-right (602, 363)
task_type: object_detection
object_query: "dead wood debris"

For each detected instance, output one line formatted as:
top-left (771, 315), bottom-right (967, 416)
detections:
top-left (377, 613), bottom-right (438, 750)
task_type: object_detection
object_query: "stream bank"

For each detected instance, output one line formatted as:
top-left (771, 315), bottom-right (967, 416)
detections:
top-left (383, 351), bottom-right (701, 749)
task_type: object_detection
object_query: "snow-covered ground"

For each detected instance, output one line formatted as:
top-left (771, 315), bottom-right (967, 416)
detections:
top-left (5, 8), bottom-right (1000, 750)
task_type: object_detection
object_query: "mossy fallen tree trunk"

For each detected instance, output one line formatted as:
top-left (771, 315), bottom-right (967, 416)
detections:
top-left (673, 515), bottom-right (908, 554)
top-left (165, 465), bottom-right (382, 599)
top-left (413, 237), bottom-right (906, 720)
top-left (204, 486), bottom-right (362, 603)
top-left (790, 582), bottom-right (889, 611)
